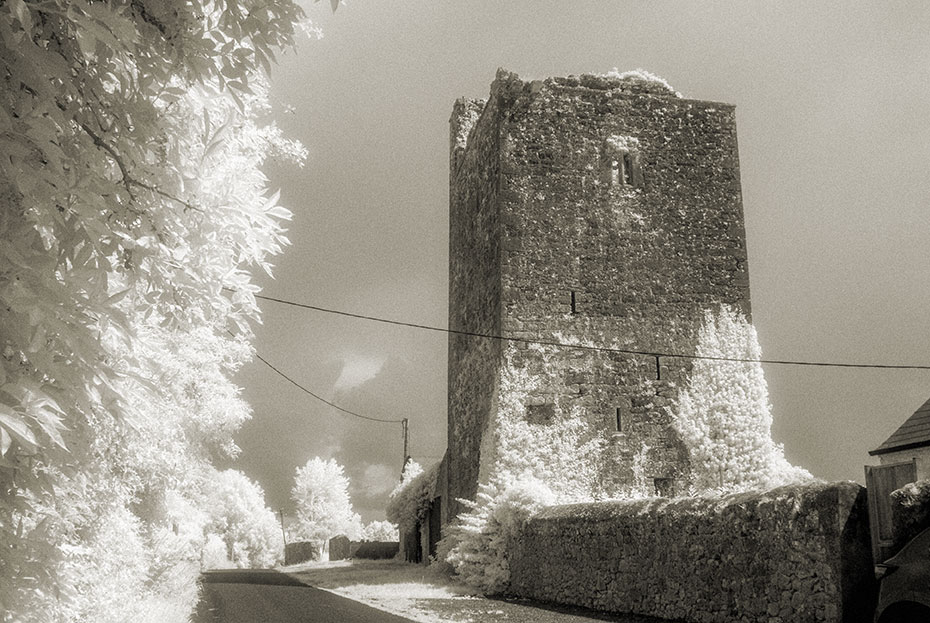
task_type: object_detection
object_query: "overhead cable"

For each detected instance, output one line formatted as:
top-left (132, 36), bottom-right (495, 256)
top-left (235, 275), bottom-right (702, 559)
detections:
top-left (251, 293), bottom-right (930, 371)
top-left (253, 351), bottom-right (405, 424)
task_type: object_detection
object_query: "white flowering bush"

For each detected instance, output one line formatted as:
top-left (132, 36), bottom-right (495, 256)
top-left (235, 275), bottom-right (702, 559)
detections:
top-left (362, 520), bottom-right (399, 542)
top-left (201, 534), bottom-right (232, 569)
top-left (673, 305), bottom-right (812, 493)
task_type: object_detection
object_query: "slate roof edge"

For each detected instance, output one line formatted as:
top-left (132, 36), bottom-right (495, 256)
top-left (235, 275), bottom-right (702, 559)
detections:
top-left (869, 438), bottom-right (930, 456)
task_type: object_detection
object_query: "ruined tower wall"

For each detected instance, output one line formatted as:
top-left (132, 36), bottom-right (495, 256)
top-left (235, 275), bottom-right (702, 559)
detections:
top-left (446, 97), bottom-right (504, 521)
top-left (493, 72), bottom-right (750, 495)
top-left (447, 69), bottom-right (753, 509)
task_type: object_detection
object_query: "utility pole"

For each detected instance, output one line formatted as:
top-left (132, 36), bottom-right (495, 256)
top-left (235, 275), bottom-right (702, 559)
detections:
top-left (278, 509), bottom-right (288, 547)
top-left (401, 418), bottom-right (409, 477)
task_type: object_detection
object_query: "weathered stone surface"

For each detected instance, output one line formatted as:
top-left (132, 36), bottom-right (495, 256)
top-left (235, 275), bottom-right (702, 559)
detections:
top-left (446, 69), bottom-right (753, 516)
top-left (328, 535), bottom-right (351, 561)
top-left (508, 482), bottom-right (876, 623)
top-left (284, 541), bottom-right (319, 565)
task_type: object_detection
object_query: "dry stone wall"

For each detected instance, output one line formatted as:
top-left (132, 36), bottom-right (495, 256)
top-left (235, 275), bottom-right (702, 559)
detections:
top-left (283, 541), bottom-right (318, 565)
top-left (508, 482), bottom-right (875, 623)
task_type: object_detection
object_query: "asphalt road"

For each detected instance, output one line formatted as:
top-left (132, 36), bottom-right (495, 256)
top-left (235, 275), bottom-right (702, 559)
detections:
top-left (196, 569), bottom-right (416, 623)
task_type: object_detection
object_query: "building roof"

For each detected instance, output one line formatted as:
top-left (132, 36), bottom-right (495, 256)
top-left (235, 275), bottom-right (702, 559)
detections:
top-left (870, 396), bottom-right (930, 456)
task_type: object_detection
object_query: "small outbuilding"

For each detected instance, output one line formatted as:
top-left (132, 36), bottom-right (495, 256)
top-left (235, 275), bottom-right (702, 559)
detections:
top-left (869, 396), bottom-right (930, 480)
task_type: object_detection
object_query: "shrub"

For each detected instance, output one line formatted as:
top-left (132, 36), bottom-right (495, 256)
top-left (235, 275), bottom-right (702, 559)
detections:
top-left (443, 476), bottom-right (556, 594)
top-left (386, 460), bottom-right (438, 534)
top-left (362, 520), bottom-right (399, 542)
top-left (891, 479), bottom-right (930, 551)
top-left (203, 469), bottom-right (283, 568)
top-left (354, 541), bottom-right (400, 559)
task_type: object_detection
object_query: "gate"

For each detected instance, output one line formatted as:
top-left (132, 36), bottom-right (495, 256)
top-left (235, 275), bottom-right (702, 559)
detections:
top-left (865, 460), bottom-right (917, 563)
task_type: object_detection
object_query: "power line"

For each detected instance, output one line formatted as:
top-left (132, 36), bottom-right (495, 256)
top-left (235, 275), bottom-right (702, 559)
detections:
top-left (253, 352), bottom-right (405, 424)
top-left (251, 292), bottom-right (930, 371)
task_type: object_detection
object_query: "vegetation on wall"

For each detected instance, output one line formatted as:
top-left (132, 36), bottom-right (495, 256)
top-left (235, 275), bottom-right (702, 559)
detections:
top-left (442, 307), bottom-right (813, 594)
top-left (386, 459), bottom-right (439, 536)
top-left (440, 345), bottom-right (611, 593)
top-left (672, 305), bottom-right (812, 494)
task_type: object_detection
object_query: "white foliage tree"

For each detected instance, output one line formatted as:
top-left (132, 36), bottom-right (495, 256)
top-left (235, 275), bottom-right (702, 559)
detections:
top-left (673, 305), bottom-right (812, 493)
top-left (362, 520), bottom-right (399, 542)
top-left (291, 457), bottom-right (362, 555)
top-left (0, 0), bottom-right (313, 619)
top-left (203, 469), bottom-right (283, 569)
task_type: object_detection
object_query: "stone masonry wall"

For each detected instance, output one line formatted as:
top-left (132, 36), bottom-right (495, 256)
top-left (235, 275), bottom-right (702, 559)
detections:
top-left (509, 482), bottom-right (876, 623)
top-left (497, 71), bottom-right (750, 497)
top-left (446, 96), bottom-right (504, 521)
top-left (448, 69), bottom-right (753, 508)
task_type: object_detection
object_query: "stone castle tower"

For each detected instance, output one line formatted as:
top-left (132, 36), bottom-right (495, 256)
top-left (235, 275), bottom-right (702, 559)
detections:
top-left (445, 69), bottom-right (751, 521)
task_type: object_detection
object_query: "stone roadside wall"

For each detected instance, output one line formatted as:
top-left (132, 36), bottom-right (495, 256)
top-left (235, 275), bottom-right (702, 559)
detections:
top-left (509, 482), bottom-right (875, 623)
top-left (284, 541), bottom-right (318, 565)
top-left (329, 536), bottom-right (400, 561)
top-left (329, 535), bottom-right (351, 561)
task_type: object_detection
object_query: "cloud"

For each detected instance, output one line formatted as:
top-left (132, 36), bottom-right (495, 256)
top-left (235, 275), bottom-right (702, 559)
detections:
top-left (332, 354), bottom-right (385, 394)
top-left (358, 463), bottom-right (399, 498)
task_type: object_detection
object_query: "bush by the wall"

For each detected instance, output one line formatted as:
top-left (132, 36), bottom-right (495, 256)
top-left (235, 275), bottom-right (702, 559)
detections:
top-left (386, 460), bottom-right (438, 535)
top-left (890, 479), bottom-right (930, 553)
top-left (353, 541), bottom-right (400, 559)
top-left (442, 476), bottom-right (556, 594)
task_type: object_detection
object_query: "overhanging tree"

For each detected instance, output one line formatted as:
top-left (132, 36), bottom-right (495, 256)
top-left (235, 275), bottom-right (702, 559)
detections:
top-left (0, 1), bottom-right (314, 619)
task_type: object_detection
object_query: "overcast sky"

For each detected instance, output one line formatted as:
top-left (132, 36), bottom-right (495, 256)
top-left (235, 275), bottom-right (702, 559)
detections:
top-left (221, 1), bottom-right (930, 523)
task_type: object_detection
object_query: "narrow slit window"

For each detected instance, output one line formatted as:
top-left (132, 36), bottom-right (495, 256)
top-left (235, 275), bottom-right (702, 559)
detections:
top-left (601, 136), bottom-right (642, 189)
top-left (570, 290), bottom-right (577, 314)
top-left (622, 153), bottom-right (634, 185)
top-left (615, 407), bottom-right (623, 432)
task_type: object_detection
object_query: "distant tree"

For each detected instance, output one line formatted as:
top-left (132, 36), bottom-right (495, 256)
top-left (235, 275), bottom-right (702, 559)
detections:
top-left (291, 457), bottom-right (362, 556)
top-left (203, 469), bottom-right (283, 569)
top-left (362, 520), bottom-right (399, 542)
top-left (673, 305), bottom-right (812, 493)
